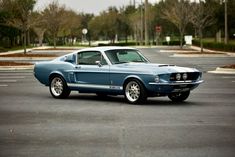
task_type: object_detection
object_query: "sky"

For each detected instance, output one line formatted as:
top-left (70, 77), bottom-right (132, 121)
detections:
top-left (35, 0), bottom-right (158, 15)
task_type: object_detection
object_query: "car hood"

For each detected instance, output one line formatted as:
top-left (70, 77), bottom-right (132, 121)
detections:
top-left (112, 63), bottom-right (199, 75)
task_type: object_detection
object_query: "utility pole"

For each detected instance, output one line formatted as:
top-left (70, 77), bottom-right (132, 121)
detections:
top-left (224, 0), bottom-right (228, 44)
top-left (144, 0), bottom-right (149, 45)
top-left (140, 0), bottom-right (143, 45)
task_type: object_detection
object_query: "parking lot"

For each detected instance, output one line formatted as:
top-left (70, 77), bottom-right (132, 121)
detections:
top-left (0, 48), bottom-right (235, 157)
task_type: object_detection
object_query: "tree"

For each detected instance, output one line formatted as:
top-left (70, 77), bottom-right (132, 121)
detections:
top-left (89, 7), bottom-right (119, 43)
top-left (189, 0), bottom-right (216, 52)
top-left (30, 11), bottom-right (46, 46)
top-left (118, 5), bottom-right (134, 43)
top-left (0, 0), bottom-right (36, 53)
top-left (102, 7), bottom-right (119, 43)
top-left (161, 0), bottom-right (191, 48)
top-left (79, 13), bottom-right (94, 45)
top-left (60, 10), bottom-right (81, 45)
top-left (42, 1), bottom-right (66, 48)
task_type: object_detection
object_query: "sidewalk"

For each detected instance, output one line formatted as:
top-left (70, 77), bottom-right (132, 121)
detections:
top-left (0, 48), bottom-right (33, 56)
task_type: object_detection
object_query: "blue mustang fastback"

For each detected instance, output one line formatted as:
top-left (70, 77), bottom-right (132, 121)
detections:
top-left (34, 46), bottom-right (203, 104)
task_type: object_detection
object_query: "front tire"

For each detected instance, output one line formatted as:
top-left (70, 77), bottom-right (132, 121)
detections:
top-left (168, 91), bottom-right (190, 102)
top-left (49, 75), bottom-right (71, 99)
top-left (124, 79), bottom-right (147, 104)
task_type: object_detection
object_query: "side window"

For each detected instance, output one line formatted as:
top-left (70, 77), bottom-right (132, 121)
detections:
top-left (77, 51), bottom-right (107, 65)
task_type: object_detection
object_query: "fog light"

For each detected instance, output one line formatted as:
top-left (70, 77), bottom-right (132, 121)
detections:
top-left (176, 73), bottom-right (181, 81)
top-left (182, 73), bottom-right (187, 80)
top-left (155, 75), bottom-right (160, 82)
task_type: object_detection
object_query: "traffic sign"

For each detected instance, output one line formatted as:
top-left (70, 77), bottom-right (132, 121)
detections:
top-left (156, 26), bottom-right (161, 32)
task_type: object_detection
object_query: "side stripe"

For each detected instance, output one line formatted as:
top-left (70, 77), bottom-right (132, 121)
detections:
top-left (67, 83), bottom-right (123, 90)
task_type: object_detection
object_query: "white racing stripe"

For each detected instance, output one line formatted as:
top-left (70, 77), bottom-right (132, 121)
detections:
top-left (67, 83), bottom-right (123, 90)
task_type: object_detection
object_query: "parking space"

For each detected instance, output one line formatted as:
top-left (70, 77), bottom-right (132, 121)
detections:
top-left (0, 71), bottom-right (32, 87)
top-left (0, 48), bottom-right (235, 157)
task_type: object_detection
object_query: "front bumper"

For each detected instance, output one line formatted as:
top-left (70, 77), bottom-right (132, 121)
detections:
top-left (148, 80), bottom-right (204, 94)
top-left (149, 80), bottom-right (204, 85)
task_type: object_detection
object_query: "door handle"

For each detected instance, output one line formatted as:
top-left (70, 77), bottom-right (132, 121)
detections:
top-left (75, 66), bottom-right (81, 69)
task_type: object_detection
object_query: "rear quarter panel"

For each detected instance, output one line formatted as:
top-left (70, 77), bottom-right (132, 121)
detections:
top-left (34, 61), bottom-right (75, 86)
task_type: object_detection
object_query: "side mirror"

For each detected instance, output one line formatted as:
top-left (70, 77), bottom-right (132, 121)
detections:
top-left (95, 61), bottom-right (102, 67)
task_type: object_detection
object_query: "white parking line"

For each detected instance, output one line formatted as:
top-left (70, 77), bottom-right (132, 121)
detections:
top-left (0, 84), bottom-right (8, 87)
top-left (0, 76), bottom-right (25, 79)
top-left (232, 81), bottom-right (235, 83)
top-left (0, 73), bottom-right (32, 76)
top-left (222, 76), bottom-right (235, 79)
top-left (0, 80), bottom-right (17, 83)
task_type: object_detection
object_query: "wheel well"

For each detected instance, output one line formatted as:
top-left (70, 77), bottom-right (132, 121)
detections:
top-left (123, 77), bottom-right (145, 89)
top-left (49, 73), bottom-right (63, 82)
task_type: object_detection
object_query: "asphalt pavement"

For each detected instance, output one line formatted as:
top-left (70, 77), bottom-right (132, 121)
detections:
top-left (0, 48), bottom-right (235, 157)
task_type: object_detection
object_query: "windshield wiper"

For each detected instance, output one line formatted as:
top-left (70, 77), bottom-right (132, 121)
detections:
top-left (131, 60), bottom-right (145, 62)
top-left (114, 61), bottom-right (129, 64)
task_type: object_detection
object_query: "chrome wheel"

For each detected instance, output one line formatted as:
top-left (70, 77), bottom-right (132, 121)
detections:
top-left (126, 81), bottom-right (140, 102)
top-left (125, 80), bottom-right (146, 104)
top-left (49, 75), bottom-right (70, 98)
top-left (51, 77), bottom-right (63, 97)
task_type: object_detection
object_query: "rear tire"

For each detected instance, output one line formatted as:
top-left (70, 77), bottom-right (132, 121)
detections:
top-left (124, 79), bottom-right (147, 104)
top-left (168, 91), bottom-right (190, 102)
top-left (49, 75), bottom-right (71, 99)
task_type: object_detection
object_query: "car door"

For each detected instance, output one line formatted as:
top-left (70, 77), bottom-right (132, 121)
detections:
top-left (74, 51), bottom-right (110, 91)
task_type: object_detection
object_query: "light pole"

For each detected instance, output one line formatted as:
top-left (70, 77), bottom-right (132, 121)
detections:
top-left (140, 0), bottom-right (144, 45)
top-left (224, 0), bottom-right (228, 44)
top-left (144, 0), bottom-right (149, 45)
top-left (134, 0), bottom-right (144, 45)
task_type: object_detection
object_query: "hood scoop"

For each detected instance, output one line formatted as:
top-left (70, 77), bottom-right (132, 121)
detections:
top-left (158, 64), bottom-right (175, 67)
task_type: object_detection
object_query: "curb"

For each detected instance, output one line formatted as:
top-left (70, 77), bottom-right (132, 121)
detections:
top-left (171, 54), bottom-right (229, 57)
top-left (32, 49), bottom-right (75, 53)
top-left (208, 67), bottom-right (235, 74)
top-left (0, 49), bottom-right (33, 56)
top-left (190, 45), bottom-right (235, 56)
top-left (0, 57), bottom-right (56, 61)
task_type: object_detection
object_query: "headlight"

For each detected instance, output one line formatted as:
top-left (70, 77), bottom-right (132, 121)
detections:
top-left (155, 75), bottom-right (160, 82)
top-left (176, 73), bottom-right (181, 81)
top-left (182, 73), bottom-right (187, 80)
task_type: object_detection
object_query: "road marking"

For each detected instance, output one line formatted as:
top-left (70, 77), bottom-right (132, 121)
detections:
top-left (0, 73), bottom-right (32, 76)
top-left (0, 84), bottom-right (8, 87)
top-left (232, 81), bottom-right (235, 83)
top-left (0, 80), bottom-right (17, 83)
top-left (222, 76), bottom-right (235, 79)
top-left (0, 76), bottom-right (25, 79)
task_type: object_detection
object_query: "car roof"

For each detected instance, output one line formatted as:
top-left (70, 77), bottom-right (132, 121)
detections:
top-left (77, 46), bottom-right (137, 52)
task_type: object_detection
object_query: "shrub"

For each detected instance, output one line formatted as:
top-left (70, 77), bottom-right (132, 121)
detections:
top-left (0, 47), bottom-right (6, 52)
top-left (162, 40), bottom-right (185, 46)
top-left (98, 42), bottom-right (136, 47)
top-left (192, 40), bottom-right (235, 52)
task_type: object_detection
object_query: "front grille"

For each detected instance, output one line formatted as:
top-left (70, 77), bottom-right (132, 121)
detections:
top-left (170, 72), bottom-right (200, 81)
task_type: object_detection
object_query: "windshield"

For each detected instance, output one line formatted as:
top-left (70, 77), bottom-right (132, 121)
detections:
top-left (105, 49), bottom-right (149, 64)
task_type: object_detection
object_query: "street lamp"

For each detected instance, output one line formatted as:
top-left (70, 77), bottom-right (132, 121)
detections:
top-left (134, 0), bottom-right (144, 45)
top-left (144, 0), bottom-right (149, 46)
top-left (224, 0), bottom-right (228, 44)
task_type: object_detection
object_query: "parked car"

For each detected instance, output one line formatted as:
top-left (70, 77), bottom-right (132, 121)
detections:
top-left (34, 46), bottom-right (203, 104)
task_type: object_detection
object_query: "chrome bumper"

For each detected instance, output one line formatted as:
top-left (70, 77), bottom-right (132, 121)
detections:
top-left (149, 80), bottom-right (204, 85)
